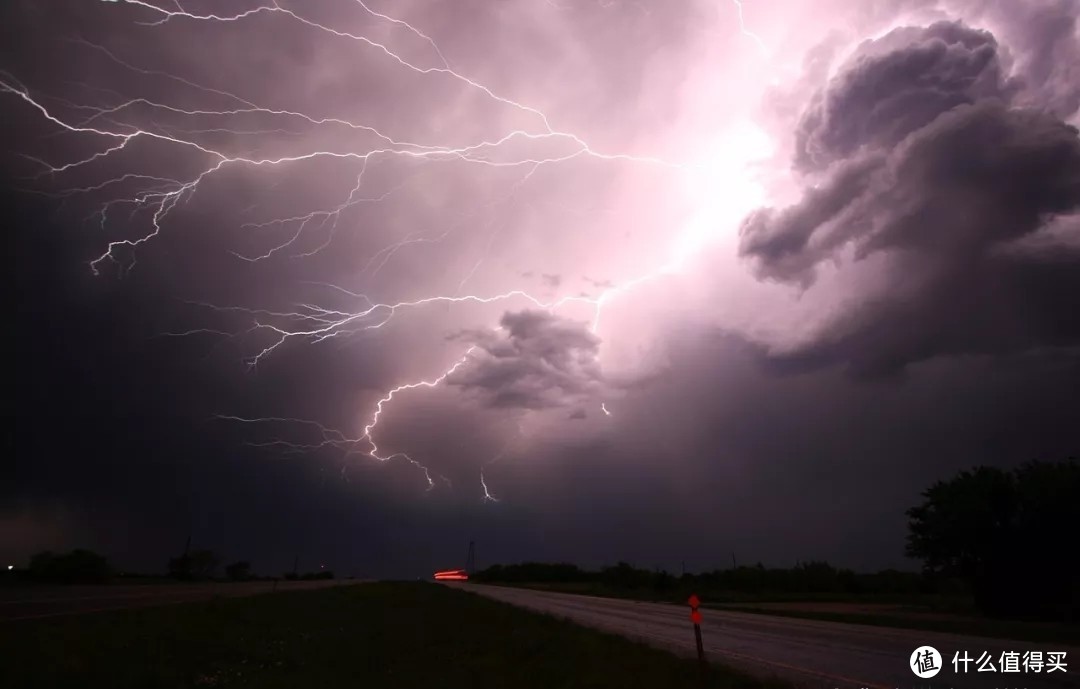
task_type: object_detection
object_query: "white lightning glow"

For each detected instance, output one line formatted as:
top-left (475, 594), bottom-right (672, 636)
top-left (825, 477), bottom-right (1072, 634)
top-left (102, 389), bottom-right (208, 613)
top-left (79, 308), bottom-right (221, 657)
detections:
top-left (480, 468), bottom-right (499, 503)
top-left (4, 0), bottom-right (770, 500)
top-left (670, 120), bottom-right (774, 268)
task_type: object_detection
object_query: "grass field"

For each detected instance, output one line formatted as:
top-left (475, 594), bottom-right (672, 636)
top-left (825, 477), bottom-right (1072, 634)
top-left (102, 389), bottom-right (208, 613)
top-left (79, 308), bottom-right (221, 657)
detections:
top-left (0, 582), bottom-right (787, 689)
top-left (484, 582), bottom-right (1080, 644)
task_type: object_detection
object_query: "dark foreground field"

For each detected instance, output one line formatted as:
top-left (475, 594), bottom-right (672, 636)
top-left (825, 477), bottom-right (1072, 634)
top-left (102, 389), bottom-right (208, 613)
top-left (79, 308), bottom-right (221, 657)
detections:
top-left (0, 582), bottom-right (785, 689)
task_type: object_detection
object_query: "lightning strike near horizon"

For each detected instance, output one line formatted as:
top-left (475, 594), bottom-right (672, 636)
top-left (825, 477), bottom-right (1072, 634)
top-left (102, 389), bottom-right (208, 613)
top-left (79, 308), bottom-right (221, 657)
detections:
top-left (4, 0), bottom-right (768, 499)
top-left (480, 467), bottom-right (499, 503)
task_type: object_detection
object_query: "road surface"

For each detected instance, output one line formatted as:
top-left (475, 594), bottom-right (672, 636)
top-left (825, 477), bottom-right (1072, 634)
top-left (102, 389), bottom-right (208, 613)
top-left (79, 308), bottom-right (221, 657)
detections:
top-left (0, 580), bottom-right (350, 621)
top-left (459, 584), bottom-right (1079, 689)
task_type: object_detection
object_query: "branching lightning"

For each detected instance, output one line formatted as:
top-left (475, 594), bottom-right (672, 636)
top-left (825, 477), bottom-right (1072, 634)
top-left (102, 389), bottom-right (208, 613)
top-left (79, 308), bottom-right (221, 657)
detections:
top-left (4, 0), bottom-right (765, 500)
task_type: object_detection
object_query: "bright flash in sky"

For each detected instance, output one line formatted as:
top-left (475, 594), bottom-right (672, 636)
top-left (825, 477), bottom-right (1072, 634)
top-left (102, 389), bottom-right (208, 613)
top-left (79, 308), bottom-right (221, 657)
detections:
top-left (671, 120), bottom-right (775, 269)
top-left (4, 0), bottom-right (1078, 515)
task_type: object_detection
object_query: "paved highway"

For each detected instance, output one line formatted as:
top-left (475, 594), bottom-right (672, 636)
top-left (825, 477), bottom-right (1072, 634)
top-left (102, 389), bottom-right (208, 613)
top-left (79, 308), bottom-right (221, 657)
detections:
top-left (460, 584), bottom-right (1080, 689)
top-left (0, 580), bottom-right (349, 621)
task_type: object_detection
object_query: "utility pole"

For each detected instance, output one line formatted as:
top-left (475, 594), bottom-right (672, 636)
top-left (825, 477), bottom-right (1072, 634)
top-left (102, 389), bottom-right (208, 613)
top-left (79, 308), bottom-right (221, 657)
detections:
top-left (731, 552), bottom-right (737, 569)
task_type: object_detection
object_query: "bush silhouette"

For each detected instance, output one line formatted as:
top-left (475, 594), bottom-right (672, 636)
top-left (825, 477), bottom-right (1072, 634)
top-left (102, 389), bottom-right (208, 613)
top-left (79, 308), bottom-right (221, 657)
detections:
top-left (28, 549), bottom-right (112, 584)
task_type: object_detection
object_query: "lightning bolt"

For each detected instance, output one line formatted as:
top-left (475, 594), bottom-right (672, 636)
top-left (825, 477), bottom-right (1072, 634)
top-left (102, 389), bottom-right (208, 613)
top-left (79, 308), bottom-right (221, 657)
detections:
top-left (5, 0), bottom-right (763, 498)
top-left (361, 348), bottom-right (476, 480)
top-left (480, 468), bottom-right (499, 503)
top-left (730, 0), bottom-right (769, 56)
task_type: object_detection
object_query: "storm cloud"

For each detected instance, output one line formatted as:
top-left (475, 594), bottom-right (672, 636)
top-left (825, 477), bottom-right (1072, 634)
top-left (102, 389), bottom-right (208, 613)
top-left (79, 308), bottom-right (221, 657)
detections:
top-left (447, 310), bottom-right (603, 410)
top-left (793, 21), bottom-right (1015, 172)
top-left (5, 0), bottom-right (1079, 578)
top-left (740, 19), bottom-right (1080, 375)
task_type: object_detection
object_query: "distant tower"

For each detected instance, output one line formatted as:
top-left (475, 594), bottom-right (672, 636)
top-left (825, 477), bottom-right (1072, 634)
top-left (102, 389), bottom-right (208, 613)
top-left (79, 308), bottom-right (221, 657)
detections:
top-left (466, 540), bottom-right (475, 574)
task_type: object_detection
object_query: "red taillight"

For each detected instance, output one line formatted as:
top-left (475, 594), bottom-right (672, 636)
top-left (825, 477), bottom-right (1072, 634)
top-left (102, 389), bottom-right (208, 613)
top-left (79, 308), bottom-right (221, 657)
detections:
top-left (433, 569), bottom-right (469, 580)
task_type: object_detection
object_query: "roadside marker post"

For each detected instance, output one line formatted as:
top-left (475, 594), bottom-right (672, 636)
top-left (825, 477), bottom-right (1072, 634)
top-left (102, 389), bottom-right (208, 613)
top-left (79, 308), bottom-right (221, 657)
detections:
top-left (688, 594), bottom-right (707, 684)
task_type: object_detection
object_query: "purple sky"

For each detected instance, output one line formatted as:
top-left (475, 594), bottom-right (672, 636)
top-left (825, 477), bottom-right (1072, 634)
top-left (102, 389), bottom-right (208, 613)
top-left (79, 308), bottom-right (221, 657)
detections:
top-left (4, 0), bottom-right (1079, 577)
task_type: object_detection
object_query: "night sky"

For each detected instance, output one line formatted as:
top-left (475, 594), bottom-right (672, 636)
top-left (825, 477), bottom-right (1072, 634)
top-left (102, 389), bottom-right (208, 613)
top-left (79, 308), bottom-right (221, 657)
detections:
top-left (5, 0), bottom-right (1079, 579)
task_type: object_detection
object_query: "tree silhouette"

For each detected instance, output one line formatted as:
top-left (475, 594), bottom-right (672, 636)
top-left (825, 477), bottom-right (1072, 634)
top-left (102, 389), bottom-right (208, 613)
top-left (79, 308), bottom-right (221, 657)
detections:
top-left (28, 549), bottom-right (112, 584)
top-left (907, 459), bottom-right (1079, 619)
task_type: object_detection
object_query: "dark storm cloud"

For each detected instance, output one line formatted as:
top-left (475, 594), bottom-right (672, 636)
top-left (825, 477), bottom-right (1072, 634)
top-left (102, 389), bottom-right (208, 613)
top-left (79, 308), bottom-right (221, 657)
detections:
top-left (794, 21), bottom-right (1014, 171)
top-left (741, 19), bottom-right (1080, 375)
top-left (543, 331), bottom-right (1080, 572)
top-left (737, 155), bottom-right (884, 284)
top-left (971, 0), bottom-right (1080, 120)
top-left (7, 0), bottom-right (1079, 582)
top-left (446, 310), bottom-right (603, 410)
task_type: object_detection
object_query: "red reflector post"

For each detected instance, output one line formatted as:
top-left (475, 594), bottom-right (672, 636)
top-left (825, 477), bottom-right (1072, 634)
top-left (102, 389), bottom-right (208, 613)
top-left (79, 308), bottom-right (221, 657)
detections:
top-left (688, 592), bottom-right (706, 683)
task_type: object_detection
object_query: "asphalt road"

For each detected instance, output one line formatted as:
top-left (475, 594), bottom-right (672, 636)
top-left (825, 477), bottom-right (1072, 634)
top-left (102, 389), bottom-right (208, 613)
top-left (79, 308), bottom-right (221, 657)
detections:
top-left (0, 580), bottom-right (349, 621)
top-left (459, 584), bottom-right (1080, 689)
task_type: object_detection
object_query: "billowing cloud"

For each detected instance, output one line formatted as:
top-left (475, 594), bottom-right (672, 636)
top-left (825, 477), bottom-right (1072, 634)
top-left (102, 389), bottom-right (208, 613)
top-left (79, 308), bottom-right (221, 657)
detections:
top-left (794, 21), bottom-right (1014, 171)
top-left (974, 0), bottom-right (1080, 120)
top-left (740, 19), bottom-right (1080, 375)
top-left (446, 310), bottom-right (604, 410)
